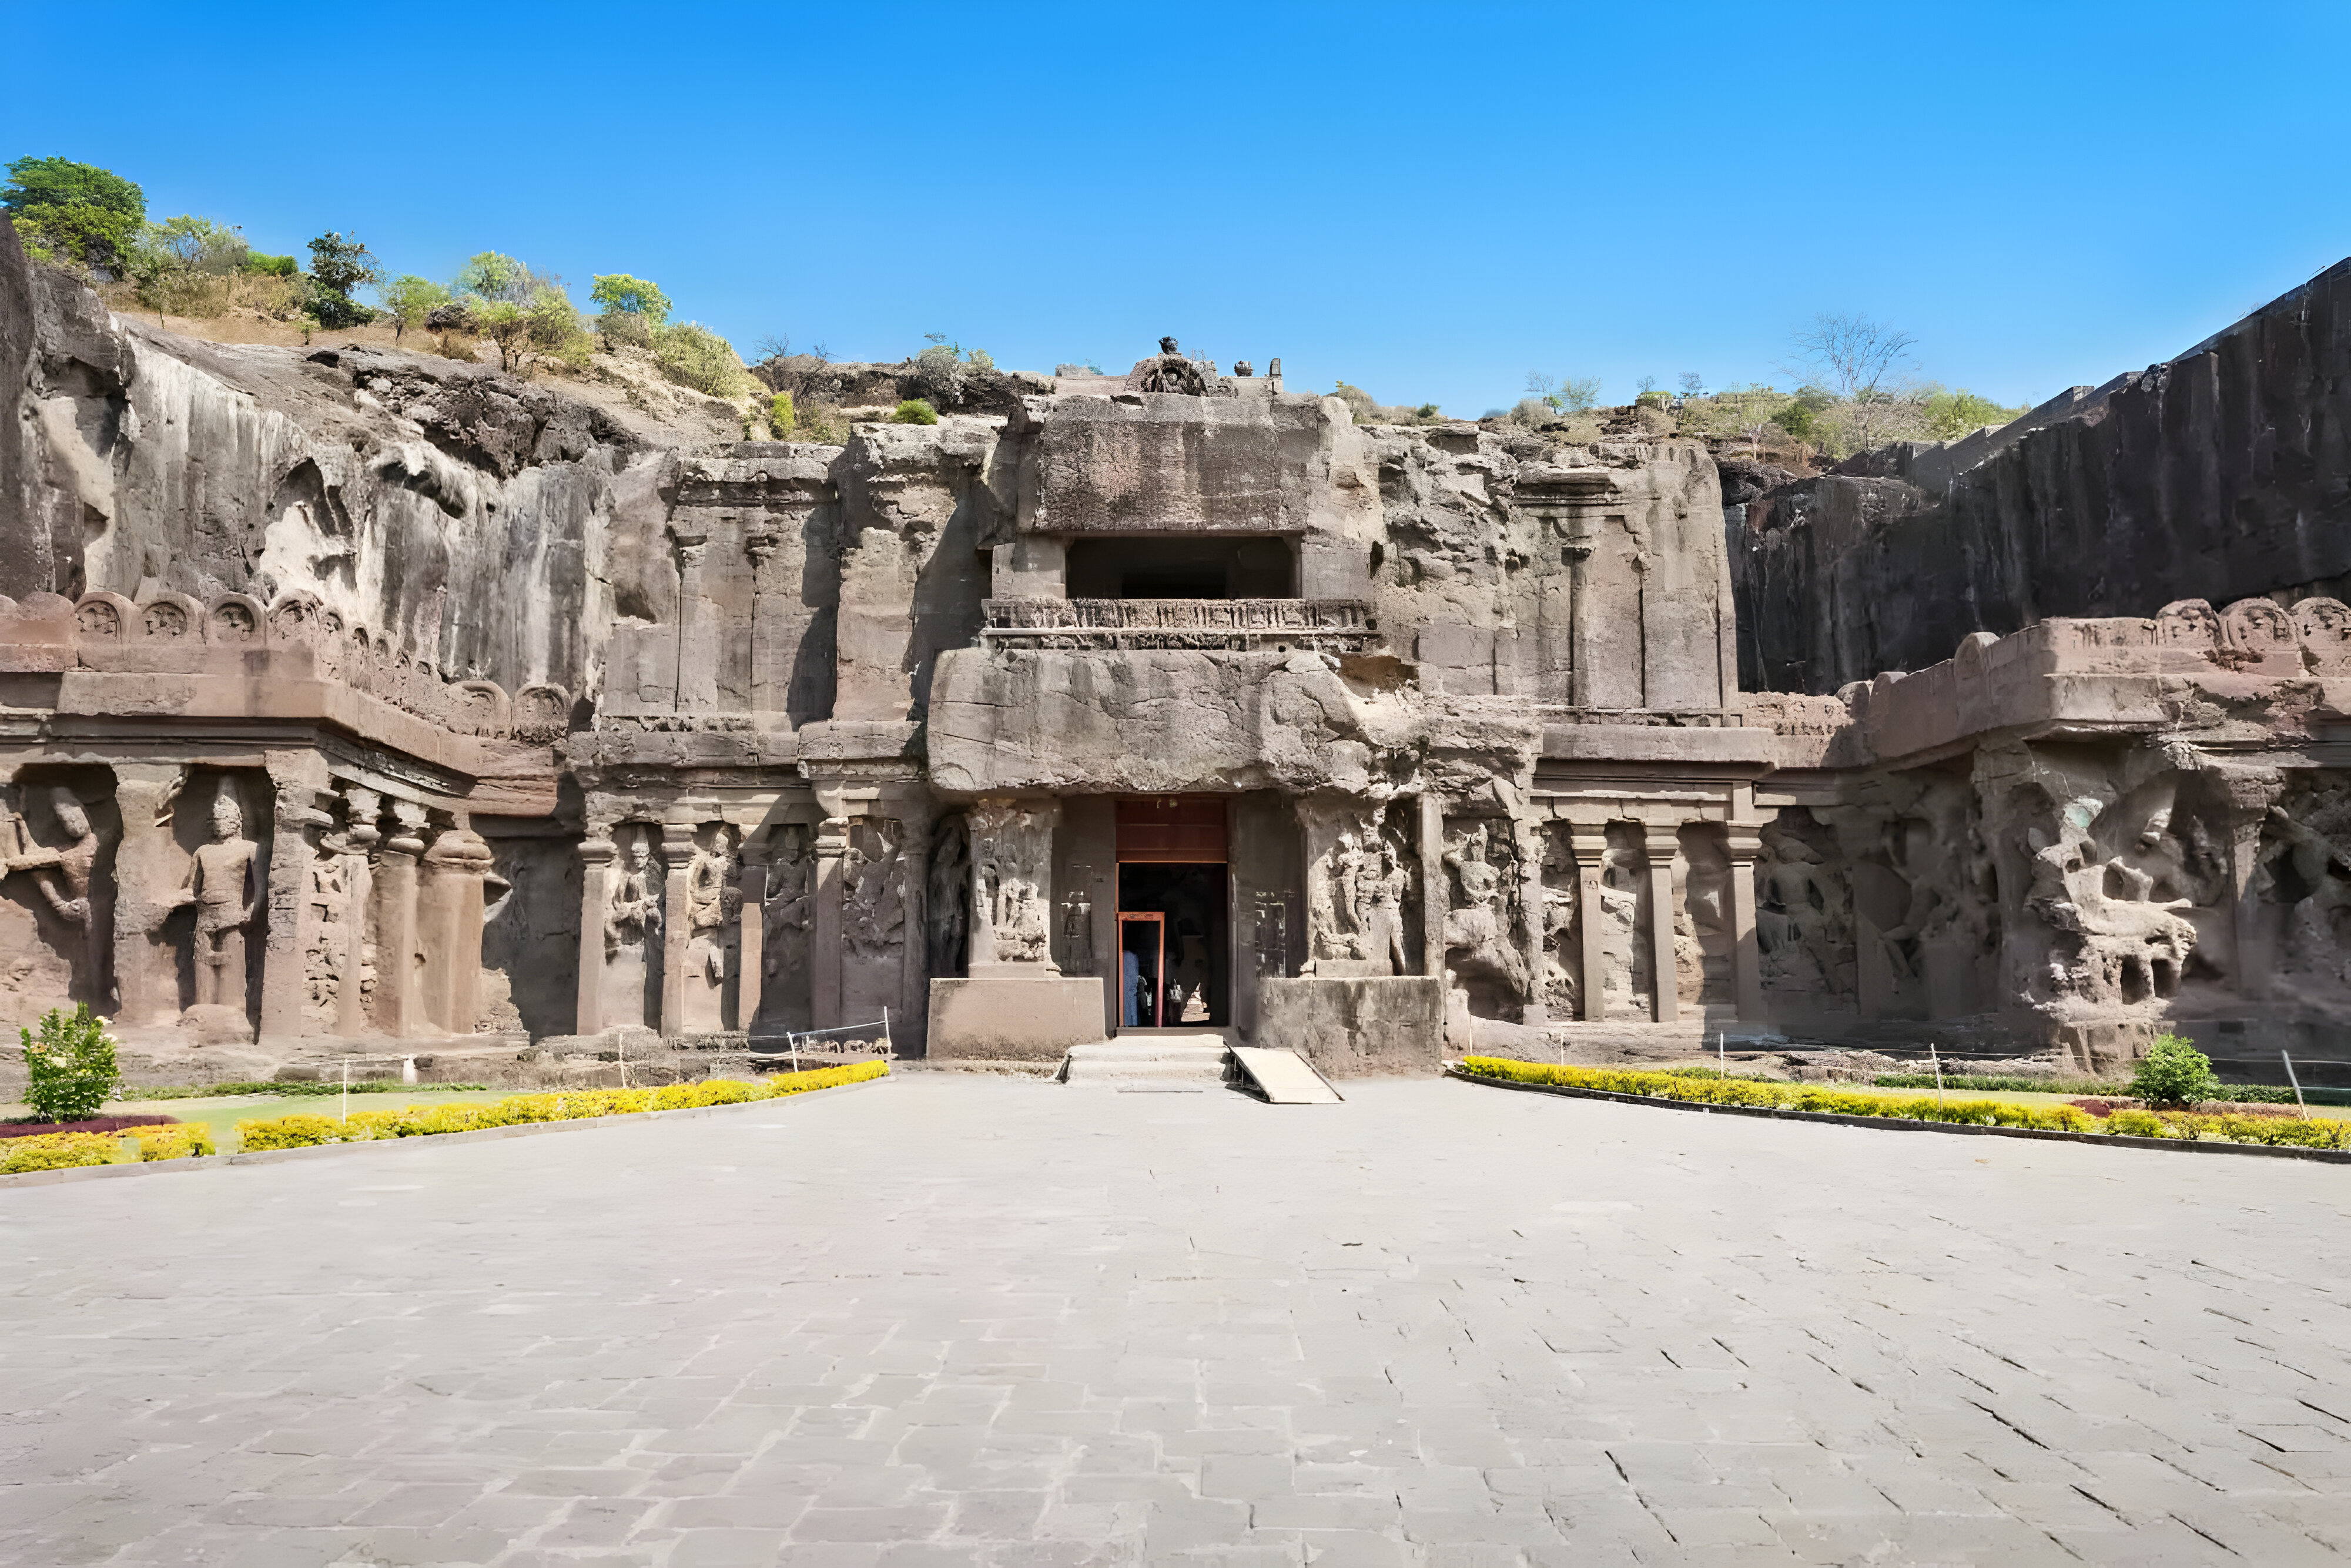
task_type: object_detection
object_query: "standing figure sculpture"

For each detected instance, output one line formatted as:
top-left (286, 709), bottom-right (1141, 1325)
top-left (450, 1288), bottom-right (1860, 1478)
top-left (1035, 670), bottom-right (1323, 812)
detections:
top-left (605, 833), bottom-right (664, 955)
top-left (176, 779), bottom-right (260, 1014)
top-left (4, 786), bottom-right (106, 1001)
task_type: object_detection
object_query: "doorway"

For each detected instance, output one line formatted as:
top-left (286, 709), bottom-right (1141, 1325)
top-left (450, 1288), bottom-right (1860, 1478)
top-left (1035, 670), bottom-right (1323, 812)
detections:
top-left (1117, 862), bottom-right (1228, 1027)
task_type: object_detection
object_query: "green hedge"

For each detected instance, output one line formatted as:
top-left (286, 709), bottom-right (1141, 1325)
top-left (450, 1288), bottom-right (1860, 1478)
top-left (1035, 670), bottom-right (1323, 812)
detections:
top-left (1456, 1057), bottom-right (2351, 1149)
top-left (237, 1061), bottom-right (886, 1150)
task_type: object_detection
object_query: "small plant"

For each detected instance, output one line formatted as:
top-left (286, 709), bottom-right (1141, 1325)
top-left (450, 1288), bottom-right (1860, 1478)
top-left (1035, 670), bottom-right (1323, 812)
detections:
top-left (2131, 1033), bottom-right (2218, 1109)
top-left (654, 321), bottom-right (753, 397)
top-left (892, 398), bottom-right (939, 425)
top-left (21, 1004), bottom-right (120, 1123)
top-left (768, 391), bottom-right (796, 435)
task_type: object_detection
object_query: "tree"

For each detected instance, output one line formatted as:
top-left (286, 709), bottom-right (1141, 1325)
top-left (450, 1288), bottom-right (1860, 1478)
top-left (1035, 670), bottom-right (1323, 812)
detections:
top-left (591, 273), bottom-right (671, 325)
top-left (139, 215), bottom-right (247, 277)
top-left (2129, 1033), bottom-right (2219, 1110)
top-left (4, 155), bottom-right (146, 273)
top-left (1678, 371), bottom-right (1707, 399)
top-left (478, 301), bottom-right (530, 371)
top-left (378, 275), bottom-right (451, 343)
top-left (1528, 371), bottom-right (1600, 414)
top-left (454, 251), bottom-right (532, 302)
top-left (1789, 311), bottom-right (1916, 453)
top-left (1921, 385), bottom-right (2024, 440)
top-left (306, 232), bottom-right (381, 327)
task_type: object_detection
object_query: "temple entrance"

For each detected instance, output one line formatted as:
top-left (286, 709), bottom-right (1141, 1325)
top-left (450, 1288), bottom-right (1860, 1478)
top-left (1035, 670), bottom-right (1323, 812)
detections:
top-left (1114, 797), bottom-right (1230, 1030)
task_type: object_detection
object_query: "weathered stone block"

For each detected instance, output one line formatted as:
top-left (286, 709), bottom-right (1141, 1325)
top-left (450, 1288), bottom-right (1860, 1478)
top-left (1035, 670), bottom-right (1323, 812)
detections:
top-left (1257, 976), bottom-right (1444, 1078)
top-left (927, 974), bottom-right (1106, 1062)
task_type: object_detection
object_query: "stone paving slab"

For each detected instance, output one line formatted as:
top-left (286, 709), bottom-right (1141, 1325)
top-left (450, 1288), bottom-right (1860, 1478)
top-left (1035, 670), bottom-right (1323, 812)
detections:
top-left (2, 1076), bottom-right (2347, 1565)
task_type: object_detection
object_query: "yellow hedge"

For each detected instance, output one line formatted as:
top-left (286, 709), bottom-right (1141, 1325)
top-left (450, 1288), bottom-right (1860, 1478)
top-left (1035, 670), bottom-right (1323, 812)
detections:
top-left (128, 1123), bottom-right (216, 1161)
top-left (1461, 1057), bottom-right (2090, 1135)
top-left (1460, 1057), bottom-right (2351, 1148)
top-left (1, 1131), bottom-right (129, 1173)
top-left (235, 1060), bottom-right (886, 1151)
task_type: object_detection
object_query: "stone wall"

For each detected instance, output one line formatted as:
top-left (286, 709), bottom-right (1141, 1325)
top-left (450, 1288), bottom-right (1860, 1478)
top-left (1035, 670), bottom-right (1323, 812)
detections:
top-left (1732, 257), bottom-right (2351, 693)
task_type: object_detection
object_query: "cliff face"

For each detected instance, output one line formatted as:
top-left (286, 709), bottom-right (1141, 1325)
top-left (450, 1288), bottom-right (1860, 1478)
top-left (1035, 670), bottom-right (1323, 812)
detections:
top-left (1733, 257), bottom-right (2351, 692)
top-left (0, 222), bottom-right (667, 699)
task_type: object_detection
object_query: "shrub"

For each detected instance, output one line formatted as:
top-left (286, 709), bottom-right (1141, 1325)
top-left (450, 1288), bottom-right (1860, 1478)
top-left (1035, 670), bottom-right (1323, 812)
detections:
top-left (229, 1061), bottom-right (888, 1150)
top-left (128, 1123), bottom-right (215, 1161)
top-left (21, 1004), bottom-right (119, 1123)
top-left (2131, 1033), bottom-right (2218, 1109)
top-left (245, 252), bottom-right (297, 277)
top-left (236, 1113), bottom-right (344, 1151)
top-left (893, 398), bottom-right (939, 425)
top-left (654, 321), bottom-right (754, 397)
top-left (0, 1131), bottom-right (128, 1174)
top-left (768, 392), bottom-right (796, 435)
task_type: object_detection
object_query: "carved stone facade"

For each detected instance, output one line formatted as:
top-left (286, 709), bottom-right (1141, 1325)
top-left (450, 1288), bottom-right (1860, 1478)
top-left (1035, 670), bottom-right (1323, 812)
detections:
top-left (5, 215), bottom-right (2347, 1087)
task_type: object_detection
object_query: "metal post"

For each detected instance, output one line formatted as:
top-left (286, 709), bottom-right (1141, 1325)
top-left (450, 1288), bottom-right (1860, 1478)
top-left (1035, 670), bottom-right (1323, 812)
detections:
top-left (2284, 1051), bottom-right (2310, 1119)
top-left (882, 1006), bottom-right (892, 1058)
top-left (1930, 1042), bottom-right (1945, 1107)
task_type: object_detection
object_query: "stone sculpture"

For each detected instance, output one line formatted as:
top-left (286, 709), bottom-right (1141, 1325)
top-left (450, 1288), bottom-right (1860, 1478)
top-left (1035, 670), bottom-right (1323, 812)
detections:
top-left (682, 825), bottom-right (740, 1031)
top-left (1442, 820), bottom-right (1526, 1004)
top-left (175, 779), bottom-right (261, 1027)
top-left (4, 786), bottom-right (105, 1001)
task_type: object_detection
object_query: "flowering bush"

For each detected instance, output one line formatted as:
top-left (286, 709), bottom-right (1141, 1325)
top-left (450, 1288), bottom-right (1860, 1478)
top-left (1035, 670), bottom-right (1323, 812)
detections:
top-left (21, 1004), bottom-right (119, 1123)
top-left (1458, 1057), bottom-right (2348, 1148)
top-left (233, 1061), bottom-right (885, 1150)
top-left (1, 1131), bottom-right (128, 1174)
top-left (127, 1123), bottom-right (215, 1161)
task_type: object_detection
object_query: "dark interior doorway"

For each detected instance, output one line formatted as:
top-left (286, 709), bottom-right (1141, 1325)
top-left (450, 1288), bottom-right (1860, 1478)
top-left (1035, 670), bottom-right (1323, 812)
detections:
top-left (1067, 537), bottom-right (1294, 599)
top-left (1117, 862), bottom-right (1228, 1027)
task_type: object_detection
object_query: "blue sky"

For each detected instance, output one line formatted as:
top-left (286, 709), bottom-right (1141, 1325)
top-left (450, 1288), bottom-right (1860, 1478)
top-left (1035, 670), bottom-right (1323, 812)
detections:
top-left (5, 1), bottom-right (2346, 415)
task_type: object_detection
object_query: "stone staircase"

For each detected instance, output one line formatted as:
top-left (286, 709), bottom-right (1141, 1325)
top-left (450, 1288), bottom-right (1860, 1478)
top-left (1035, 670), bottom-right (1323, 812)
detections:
top-left (1059, 1031), bottom-right (1233, 1091)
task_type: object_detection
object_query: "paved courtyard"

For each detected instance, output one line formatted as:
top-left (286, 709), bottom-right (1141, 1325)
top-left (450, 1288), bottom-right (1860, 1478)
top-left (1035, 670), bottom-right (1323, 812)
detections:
top-left (3, 1075), bottom-right (2348, 1567)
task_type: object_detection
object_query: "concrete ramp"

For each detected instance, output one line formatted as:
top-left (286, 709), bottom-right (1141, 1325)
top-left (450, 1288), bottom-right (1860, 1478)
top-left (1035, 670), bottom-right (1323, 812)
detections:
top-left (1230, 1046), bottom-right (1343, 1104)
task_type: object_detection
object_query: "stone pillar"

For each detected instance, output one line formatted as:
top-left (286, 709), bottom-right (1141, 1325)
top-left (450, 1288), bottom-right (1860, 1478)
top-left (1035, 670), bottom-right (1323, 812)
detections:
top-left (374, 800), bottom-right (428, 1037)
top-left (1568, 823), bottom-right (1610, 1022)
top-left (1725, 823), bottom-right (1767, 1023)
top-left (1419, 795), bottom-right (1447, 979)
top-left (1514, 818), bottom-right (1548, 1026)
top-left (1643, 827), bottom-right (1680, 1023)
top-left (672, 534), bottom-right (716, 713)
top-left (420, 822), bottom-right (495, 1034)
top-left (574, 836), bottom-right (615, 1036)
top-left (2219, 775), bottom-right (2281, 1001)
top-left (896, 812), bottom-right (931, 1054)
top-left (738, 835), bottom-right (768, 1032)
top-left (336, 786), bottom-right (380, 1038)
top-left (259, 752), bottom-right (333, 1047)
top-left (109, 763), bottom-right (187, 1026)
top-left (659, 822), bottom-right (696, 1037)
top-left (812, 814), bottom-right (849, 1028)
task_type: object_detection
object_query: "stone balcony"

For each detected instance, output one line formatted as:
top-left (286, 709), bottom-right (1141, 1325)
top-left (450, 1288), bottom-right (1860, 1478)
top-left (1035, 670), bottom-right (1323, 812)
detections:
top-left (977, 598), bottom-right (1379, 654)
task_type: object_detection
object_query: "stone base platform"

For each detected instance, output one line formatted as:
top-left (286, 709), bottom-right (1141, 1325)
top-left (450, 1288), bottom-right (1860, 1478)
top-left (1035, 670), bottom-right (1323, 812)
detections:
top-left (1258, 976), bottom-right (1445, 1078)
top-left (928, 974), bottom-right (1107, 1064)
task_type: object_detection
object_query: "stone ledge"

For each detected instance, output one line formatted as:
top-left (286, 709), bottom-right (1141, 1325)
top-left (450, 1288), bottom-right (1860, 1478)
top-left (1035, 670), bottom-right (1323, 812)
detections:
top-left (1443, 1067), bottom-right (2351, 1163)
top-left (0, 1075), bottom-right (886, 1191)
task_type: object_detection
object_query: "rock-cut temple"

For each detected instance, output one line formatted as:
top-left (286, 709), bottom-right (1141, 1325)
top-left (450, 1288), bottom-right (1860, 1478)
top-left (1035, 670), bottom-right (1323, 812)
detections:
top-left (6, 227), bottom-right (2351, 1090)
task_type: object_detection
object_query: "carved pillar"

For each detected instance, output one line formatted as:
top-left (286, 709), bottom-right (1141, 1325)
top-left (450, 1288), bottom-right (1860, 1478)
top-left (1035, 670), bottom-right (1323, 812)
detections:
top-left (738, 835), bottom-right (768, 1032)
top-left (1643, 827), bottom-right (1680, 1023)
top-left (1418, 795), bottom-right (1447, 979)
top-left (336, 786), bottom-right (380, 1038)
top-left (574, 836), bottom-right (615, 1035)
top-left (1568, 823), bottom-right (1610, 1021)
top-left (421, 821), bottom-right (495, 1034)
top-left (672, 533), bottom-right (716, 713)
top-left (1725, 822), bottom-right (1767, 1023)
top-left (374, 800), bottom-right (428, 1037)
top-left (2219, 773), bottom-right (2282, 1001)
top-left (659, 822), bottom-right (696, 1037)
top-left (896, 812), bottom-right (931, 1054)
top-left (812, 814), bottom-right (848, 1028)
top-left (1514, 818), bottom-right (1548, 1026)
top-left (260, 752), bottom-right (333, 1046)
top-left (109, 763), bottom-right (187, 1026)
